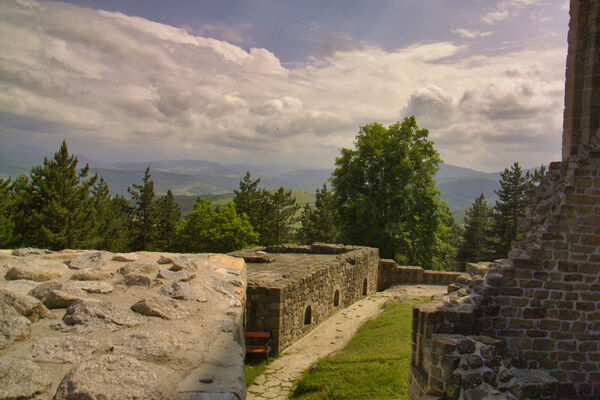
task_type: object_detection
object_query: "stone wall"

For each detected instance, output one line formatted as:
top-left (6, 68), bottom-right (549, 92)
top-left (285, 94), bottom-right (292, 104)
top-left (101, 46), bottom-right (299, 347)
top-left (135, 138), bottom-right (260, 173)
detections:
top-left (231, 243), bottom-right (378, 352)
top-left (409, 1), bottom-right (600, 398)
top-left (377, 258), bottom-right (463, 291)
top-left (0, 248), bottom-right (247, 400)
top-left (408, 272), bottom-right (559, 400)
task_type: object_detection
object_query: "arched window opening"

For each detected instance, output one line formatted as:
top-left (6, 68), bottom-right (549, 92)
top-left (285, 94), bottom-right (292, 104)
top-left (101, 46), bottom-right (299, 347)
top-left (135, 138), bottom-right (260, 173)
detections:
top-left (304, 306), bottom-right (312, 325)
top-left (333, 290), bottom-right (340, 307)
top-left (362, 279), bottom-right (368, 296)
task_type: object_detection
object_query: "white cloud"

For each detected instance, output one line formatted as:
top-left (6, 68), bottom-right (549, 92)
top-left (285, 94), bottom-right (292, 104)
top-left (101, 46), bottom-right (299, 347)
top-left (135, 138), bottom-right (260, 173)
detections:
top-left (0, 0), bottom-right (566, 171)
top-left (451, 28), bottom-right (493, 39)
top-left (482, 0), bottom-right (541, 24)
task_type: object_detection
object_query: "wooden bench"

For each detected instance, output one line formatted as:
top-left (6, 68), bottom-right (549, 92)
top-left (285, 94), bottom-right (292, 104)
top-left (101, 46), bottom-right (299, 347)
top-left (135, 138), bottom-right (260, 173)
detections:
top-left (244, 331), bottom-right (272, 363)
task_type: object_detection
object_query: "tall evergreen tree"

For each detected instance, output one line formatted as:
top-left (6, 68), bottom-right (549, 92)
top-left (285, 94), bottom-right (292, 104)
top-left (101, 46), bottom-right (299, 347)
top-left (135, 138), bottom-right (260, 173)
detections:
top-left (128, 166), bottom-right (157, 251)
top-left (0, 178), bottom-right (15, 248)
top-left (91, 178), bottom-right (132, 252)
top-left (492, 162), bottom-right (530, 257)
top-left (525, 165), bottom-right (547, 201)
top-left (233, 171), bottom-right (261, 219)
top-left (8, 175), bottom-right (32, 247)
top-left (458, 194), bottom-right (493, 263)
top-left (298, 184), bottom-right (338, 244)
top-left (254, 189), bottom-right (276, 245)
top-left (268, 187), bottom-right (300, 245)
top-left (155, 189), bottom-right (181, 251)
top-left (28, 140), bottom-right (97, 250)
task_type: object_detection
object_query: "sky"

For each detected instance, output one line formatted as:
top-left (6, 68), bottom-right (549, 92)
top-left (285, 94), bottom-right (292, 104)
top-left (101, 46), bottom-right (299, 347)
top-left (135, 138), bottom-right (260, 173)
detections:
top-left (0, 0), bottom-right (570, 171)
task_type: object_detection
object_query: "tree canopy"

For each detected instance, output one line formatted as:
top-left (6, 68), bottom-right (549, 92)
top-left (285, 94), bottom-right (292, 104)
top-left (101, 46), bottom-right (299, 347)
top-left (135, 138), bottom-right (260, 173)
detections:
top-left (331, 116), bottom-right (448, 268)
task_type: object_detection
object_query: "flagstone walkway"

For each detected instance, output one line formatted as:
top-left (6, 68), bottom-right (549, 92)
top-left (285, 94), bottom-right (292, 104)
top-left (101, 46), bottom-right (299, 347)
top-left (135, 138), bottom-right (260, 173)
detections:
top-left (245, 284), bottom-right (447, 400)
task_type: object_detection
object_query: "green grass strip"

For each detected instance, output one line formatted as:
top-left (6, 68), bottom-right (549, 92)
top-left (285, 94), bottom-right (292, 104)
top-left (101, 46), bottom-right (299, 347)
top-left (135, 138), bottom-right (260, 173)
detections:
top-left (291, 299), bottom-right (427, 400)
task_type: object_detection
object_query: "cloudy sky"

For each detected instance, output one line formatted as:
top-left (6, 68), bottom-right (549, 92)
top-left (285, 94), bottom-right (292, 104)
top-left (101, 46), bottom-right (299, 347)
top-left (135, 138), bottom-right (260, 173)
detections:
top-left (1, 0), bottom-right (570, 171)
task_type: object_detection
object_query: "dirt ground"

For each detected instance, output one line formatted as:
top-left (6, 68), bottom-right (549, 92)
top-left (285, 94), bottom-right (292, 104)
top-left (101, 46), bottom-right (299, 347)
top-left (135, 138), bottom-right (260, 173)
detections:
top-left (246, 284), bottom-right (447, 400)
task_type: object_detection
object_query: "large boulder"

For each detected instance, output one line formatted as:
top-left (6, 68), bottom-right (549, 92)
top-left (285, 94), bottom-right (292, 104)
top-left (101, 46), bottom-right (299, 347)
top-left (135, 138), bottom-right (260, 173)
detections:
top-left (53, 355), bottom-right (165, 400)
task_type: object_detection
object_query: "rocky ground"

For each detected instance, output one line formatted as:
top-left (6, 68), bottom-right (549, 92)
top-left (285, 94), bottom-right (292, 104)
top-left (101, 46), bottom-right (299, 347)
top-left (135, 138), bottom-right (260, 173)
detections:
top-left (246, 284), bottom-right (447, 400)
top-left (0, 248), bottom-right (247, 400)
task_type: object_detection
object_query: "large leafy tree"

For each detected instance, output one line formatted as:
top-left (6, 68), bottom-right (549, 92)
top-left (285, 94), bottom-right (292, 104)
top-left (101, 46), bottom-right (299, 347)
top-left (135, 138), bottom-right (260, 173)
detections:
top-left (175, 199), bottom-right (257, 253)
top-left (128, 166), bottom-right (157, 251)
top-left (458, 194), bottom-right (493, 263)
top-left (492, 162), bottom-right (530, 257)
top-left (298, 184), bottom-right (338, 244)
top-left (28, 140), bottom-right (97, 250)
top-left (331, 116), bottom-right (447, 268)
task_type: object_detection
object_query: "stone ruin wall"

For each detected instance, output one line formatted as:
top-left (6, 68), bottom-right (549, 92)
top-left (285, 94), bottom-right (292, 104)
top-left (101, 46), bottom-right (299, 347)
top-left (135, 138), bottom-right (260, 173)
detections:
top-left (237, 243), bottom-right (378, 352)
top-left (0, 248), bottom-right (247, 400)
top-left (378, 259), bottom-right (463, 290)
top-left (408, 1), bottom-right (600, 398)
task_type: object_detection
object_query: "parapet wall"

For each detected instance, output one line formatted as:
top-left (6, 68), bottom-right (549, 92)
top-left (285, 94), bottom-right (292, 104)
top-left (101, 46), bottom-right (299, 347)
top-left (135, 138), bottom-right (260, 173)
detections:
top-left (232, 243), bottom-right (379, 352)
top-left (378, 259), bottom-right (463, 291)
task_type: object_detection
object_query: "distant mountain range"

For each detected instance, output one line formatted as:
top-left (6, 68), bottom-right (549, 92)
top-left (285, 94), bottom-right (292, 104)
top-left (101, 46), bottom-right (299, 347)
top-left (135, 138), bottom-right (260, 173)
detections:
top-left (0, 145), bottom-right (504, 221)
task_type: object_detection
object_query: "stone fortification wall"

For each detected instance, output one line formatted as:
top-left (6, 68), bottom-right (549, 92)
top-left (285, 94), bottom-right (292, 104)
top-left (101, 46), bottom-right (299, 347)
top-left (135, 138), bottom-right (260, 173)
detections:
top-left (231, 243), bottom-right (378, 352)
top-left (377, 259), bottom-right (463, 291)
top-left (0, 248), bottom-right (247, 400)
top-left (480, 143), bottom-right (600, 398)
top-left (408, 271), bottom-right (559, 400)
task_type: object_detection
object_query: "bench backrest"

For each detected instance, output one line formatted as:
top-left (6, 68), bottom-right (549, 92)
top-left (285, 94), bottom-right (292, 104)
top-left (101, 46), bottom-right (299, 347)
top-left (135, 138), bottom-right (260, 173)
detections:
top-left (244, 331), bottom-right (270, 339)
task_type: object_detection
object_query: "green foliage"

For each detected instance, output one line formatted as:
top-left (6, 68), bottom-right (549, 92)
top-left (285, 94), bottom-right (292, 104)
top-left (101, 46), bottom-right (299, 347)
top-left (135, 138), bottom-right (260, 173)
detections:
top-left (233, 172), bottom-right (300, 245)
top-left (458, 194), bottom-right (494, 263)
top-left (155, 190), bottom-right (181, 251)
top-left (0, 178), bottom-right (16, 247)
top-left (331, 116), bottom-right (450, 269)
top-left (27, 140), bottom-right (98, 250)
top-left (297, 184), bottom-right (338, 244)
top-left (492, 162), bottom-right (530, 257)
top-left (268, 187), bottom-right (300, 245)
top-left (128, 166), bottom-right (157, 251)
top-left (175, 199), bottom-right (257, 253)
top-left (292, 299), bottom-right (428, 400)
top-left (433, 203), bottom-right (463, 271)
top-left (90, 178), bottom-right (132, 252)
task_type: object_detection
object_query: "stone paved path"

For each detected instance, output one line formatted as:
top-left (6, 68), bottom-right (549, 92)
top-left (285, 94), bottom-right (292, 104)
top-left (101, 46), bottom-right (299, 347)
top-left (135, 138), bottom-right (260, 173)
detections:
top-left (245, 284), bottom-right (447, 400)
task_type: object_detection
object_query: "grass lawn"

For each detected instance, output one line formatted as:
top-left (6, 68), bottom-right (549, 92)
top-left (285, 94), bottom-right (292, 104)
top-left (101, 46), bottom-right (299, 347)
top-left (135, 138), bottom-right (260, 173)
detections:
top-left (291, 299), bottom-right (427, 400)
top-left (244, 354), bottom-right (277, 387)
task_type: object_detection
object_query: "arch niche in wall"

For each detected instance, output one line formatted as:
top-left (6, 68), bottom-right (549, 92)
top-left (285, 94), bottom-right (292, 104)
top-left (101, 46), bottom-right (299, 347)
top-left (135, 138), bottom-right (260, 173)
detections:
top-left (333, 289), bottom-right (340, 307)
top-left (362, 278), bottom-right (368, 296)
top-left (304, 305), bottom-right (312, 325)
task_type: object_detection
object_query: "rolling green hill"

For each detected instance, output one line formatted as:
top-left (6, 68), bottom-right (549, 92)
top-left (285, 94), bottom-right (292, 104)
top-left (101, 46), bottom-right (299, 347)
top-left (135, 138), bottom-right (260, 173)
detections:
top-left (0, 146), bottom-right (506, 222)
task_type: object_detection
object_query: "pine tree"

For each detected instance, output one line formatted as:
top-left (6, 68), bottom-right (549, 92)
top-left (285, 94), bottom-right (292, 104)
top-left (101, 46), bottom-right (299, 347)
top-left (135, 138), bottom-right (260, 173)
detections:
top-left (91, 178), bottom-right (132, 252)
top-left (0, 178), bottom-right (15, 247)
top-left (297, 184), bottom-right (338, 244)
top-left (28, 140), bottom-right (97, 250)
top-left (458, 194), bottom-right (493, 263)
top-left (155, 189), bottom-right (181, 251)
top-left (269, 187), bottom-right (300, 245)
top-left (233, 171), bottom-right (261, 220)
top-left (7, 174), bottom-right (32, 247)
top-left (492, 162), bottom-right (530, 258)
top-left (128, 166), bottom-right (157, 251)
top-left (525, 165), bottom-right (547, 201)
